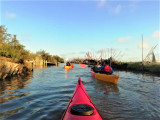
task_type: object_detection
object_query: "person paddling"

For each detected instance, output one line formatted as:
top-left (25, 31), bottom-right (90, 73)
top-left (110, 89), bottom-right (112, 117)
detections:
top-left (92, 61), bottom-right (104, 73)
top-left (102, 62), bottom-right (113, 74)
top-left (66, 62), bottom-right (71, 66)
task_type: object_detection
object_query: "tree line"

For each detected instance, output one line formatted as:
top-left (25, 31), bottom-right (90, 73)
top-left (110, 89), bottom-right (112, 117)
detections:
top-left (0, 25), bottom-right (64, 63)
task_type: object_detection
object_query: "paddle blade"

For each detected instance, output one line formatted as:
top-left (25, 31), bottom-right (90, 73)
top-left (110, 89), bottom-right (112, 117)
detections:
top-left (79, 63), bottom-right (88, 67)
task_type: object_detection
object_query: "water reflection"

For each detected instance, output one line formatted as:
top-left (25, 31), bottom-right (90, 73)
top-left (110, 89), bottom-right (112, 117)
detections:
top-left (94, 79), bottom-right (119, 95)
top-left (0, 65), bottom-right (159, 120)
top-left (0, 74), bottom-right (33, 104)
top-left (64, 68), bottom-right (72, 79)
top-left (141, 74), bottom-right (160, 83)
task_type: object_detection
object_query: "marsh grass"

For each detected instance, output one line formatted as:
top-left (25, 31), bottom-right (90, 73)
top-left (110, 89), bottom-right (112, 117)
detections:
top-left (144, 63), bottom-right (160, 73)
top-left (127, 62), bottom-right (143, 71)
top-left (127, 62), bottom-right (160, 74)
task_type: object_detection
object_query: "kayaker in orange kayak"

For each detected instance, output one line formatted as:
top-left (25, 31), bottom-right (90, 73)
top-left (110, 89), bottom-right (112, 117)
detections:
top-left (102, 62), bottom-right (113, 74)
top-left (93, 61), bottom-right (113, 74)
top-left (65, 62), bottom-right (74, 69)
top-left (96, 60), bottom-right (101, 67)
top-left (66, 61), bottom-right (71, 66)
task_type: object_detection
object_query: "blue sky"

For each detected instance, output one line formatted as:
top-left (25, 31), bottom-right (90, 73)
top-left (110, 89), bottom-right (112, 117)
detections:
top-left (1, 0), bottom-right (160, 62)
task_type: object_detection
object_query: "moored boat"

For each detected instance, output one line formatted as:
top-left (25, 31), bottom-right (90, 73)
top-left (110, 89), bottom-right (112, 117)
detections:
top-left (91, 70), bottom-right (119, 84)
top-left (61, 78), bottom-right (102, 120)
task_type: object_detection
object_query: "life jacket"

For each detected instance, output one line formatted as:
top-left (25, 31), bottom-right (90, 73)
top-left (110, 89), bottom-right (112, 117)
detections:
top-left (103, 65), bottom-right (111, 73)
top-left (96, 66), bottom-right (104, 70)
top-left (71, 64), bottom-right (74, 68)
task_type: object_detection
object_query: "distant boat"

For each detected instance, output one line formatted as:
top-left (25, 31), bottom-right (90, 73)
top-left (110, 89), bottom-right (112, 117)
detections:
top-left (64, 64), bottom-right (74, 69)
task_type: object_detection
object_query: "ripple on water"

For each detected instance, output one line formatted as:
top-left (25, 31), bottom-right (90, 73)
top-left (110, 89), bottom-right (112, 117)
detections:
top-left (0, 64), bottom-right (160, 120)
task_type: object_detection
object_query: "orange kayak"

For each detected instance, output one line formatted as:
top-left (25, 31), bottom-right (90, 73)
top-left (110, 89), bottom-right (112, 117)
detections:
top-left (64, 64), bottom-right (74, 69)
top-left (79, 63), bottom-right (87, 67)
top-left (91, 70), bottom-right (119, 84)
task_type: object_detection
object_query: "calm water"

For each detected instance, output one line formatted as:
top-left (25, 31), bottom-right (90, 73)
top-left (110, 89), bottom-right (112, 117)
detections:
top-left (0, 64), bottom-right (160, 120)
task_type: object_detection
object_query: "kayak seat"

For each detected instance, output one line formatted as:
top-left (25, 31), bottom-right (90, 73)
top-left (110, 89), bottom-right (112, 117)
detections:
top-left (71, 104), bottom-right (94, 116)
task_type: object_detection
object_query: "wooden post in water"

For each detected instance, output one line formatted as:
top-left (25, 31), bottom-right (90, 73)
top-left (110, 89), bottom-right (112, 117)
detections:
top-left (46, 60), bottom-right (47, 66)
top-left (108, 48), bottom-right (109, 60)
top-left (142, 35), bottom-right (143, 63)
top-left (110, 48), bottom-right (112, 67)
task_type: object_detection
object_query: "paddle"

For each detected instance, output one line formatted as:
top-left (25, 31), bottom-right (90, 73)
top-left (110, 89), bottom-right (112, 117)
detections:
top-left (79, 63), bottom-right (88, 67)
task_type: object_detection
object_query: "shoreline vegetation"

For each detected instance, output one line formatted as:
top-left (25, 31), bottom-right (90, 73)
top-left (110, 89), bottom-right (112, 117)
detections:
top-left (113, 62), bottom-right (160, 75)
top-left (0, 25), bottom-right (64, 80)
top-left (0, 25), bottom-right (159, 79)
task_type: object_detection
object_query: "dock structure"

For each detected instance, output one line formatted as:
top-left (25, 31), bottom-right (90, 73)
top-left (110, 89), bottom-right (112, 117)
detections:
top-left (33, 56), bottom-right (47, 67)
top-left (47, 62), bottom-right (56, 66)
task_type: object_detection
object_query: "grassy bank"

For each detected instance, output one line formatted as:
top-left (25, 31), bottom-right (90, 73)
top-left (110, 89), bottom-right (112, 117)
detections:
top-left (123, 62), bottom-right (160, 74)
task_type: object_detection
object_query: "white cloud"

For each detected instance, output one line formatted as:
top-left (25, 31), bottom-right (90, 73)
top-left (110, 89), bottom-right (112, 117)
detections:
top-left (139, 42), bottom-right (150, 50)
top-left (97, 0), bottom-right (107, 8)
top-left (152, 30), bottom-right (160, 38)
top-left (106, 4), bottom-right (122, 14)
top-left (97, 0), bottom-right (122, 14)
top-left (138, 38), bottom-right (150, 50)
top-left (118, 36), bottom-right (131, 43)
top-left (5, 12), bottom-right (16, 19)
top-left (129, 0), bottom-right (138, 13)
top-left (115, 5), bottom-right (122, 14)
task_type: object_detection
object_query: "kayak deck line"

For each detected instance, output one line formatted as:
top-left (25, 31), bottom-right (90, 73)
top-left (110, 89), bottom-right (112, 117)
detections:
top-left (61, 78), bottom-right (102, 120)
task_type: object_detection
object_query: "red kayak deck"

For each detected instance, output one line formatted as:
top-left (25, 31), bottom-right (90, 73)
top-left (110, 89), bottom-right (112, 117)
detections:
top-left (61, 78), bottom-right (102, 120)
